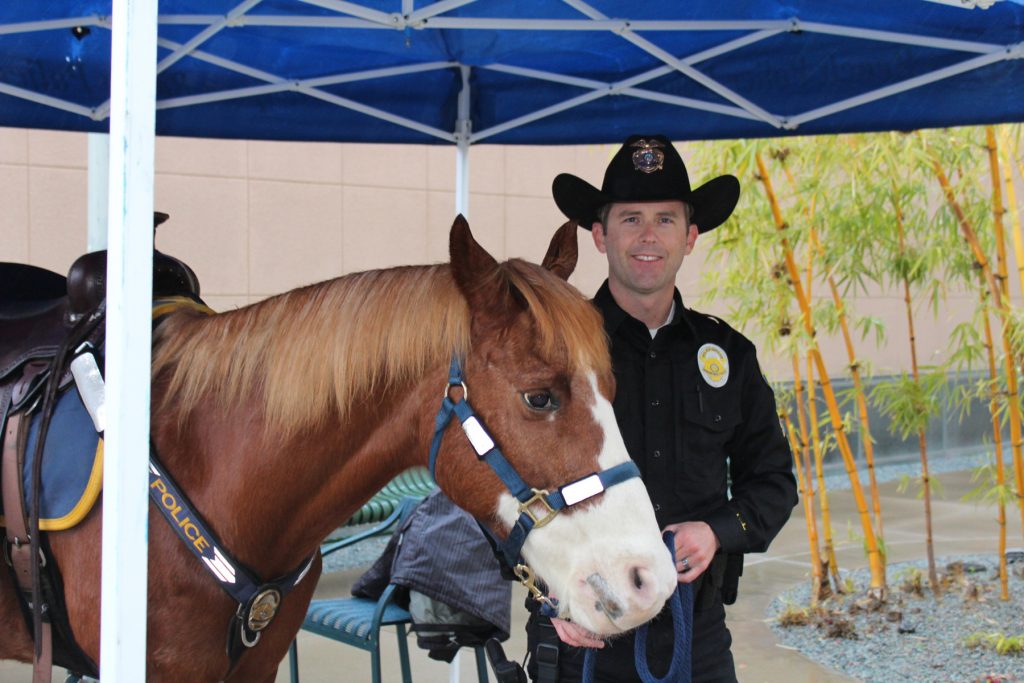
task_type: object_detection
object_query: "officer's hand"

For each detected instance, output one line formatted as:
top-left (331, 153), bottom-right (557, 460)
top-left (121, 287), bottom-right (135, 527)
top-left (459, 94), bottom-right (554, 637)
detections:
top-left (550, 617), bottom-right (605, 649)
top-left (662, 521), bottom-right (720, 584)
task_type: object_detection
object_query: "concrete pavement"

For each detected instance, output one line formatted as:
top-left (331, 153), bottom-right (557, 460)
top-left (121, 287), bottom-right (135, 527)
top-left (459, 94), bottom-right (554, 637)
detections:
top-left (2, 467), bottom-right (1019, 682)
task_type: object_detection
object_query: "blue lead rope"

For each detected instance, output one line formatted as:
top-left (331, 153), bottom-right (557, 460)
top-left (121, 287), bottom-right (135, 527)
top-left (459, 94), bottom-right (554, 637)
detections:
top-left (582, 533), bottom-right (693, 683)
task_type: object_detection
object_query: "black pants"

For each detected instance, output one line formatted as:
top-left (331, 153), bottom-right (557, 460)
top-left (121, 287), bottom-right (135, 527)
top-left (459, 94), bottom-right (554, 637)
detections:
top-left (525, 600), bottom-right (736, 683)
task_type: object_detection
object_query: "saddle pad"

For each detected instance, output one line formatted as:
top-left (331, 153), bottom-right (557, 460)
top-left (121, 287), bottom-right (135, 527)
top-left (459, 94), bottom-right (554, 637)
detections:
top-left (0, 296), bottom-right (214, 532)
top-left (0, 385), bottom-right (103, 531)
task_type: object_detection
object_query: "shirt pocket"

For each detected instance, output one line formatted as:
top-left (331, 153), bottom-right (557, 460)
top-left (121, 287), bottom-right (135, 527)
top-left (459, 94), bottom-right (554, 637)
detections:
top-left (678, 387), bottom-right (741, 487)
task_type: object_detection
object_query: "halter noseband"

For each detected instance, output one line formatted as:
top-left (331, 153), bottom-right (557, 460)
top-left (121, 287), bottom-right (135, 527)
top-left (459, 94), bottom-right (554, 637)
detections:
top-left (428, 354), bottom-right (641, 569)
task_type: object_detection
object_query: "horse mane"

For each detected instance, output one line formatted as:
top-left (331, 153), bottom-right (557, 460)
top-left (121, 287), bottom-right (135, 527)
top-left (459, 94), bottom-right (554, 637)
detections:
top-left (499, 258), bottom-right (610, 377)
top-left (152, 259), bottom-right (609, 436)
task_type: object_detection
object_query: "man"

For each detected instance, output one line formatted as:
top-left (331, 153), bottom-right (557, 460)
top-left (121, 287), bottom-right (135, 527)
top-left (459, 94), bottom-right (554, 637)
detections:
top-left (524, 135), bottom-right (799, 683)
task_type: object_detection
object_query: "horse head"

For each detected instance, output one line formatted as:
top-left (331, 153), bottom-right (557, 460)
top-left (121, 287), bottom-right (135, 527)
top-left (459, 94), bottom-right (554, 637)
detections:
top-left (434, 216), bottom-right (677, 635)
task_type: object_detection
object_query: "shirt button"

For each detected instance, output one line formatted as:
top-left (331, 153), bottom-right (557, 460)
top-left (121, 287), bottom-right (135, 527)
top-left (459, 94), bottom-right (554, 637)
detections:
top-left (651, 399), bottom-right (660, 407)
top-left (653, 503), bottom-right (661, 512)
top-left (714, 414), bottom-right (722, 423)
top-left (649, 350), bottom-right (657, 359)
top-left (652, 450), bottom-right (661, 458)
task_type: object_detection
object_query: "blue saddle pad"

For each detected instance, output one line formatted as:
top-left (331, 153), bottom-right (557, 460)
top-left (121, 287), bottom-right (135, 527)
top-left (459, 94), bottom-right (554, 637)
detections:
top-left (0, 385), bottom-right (103, 531)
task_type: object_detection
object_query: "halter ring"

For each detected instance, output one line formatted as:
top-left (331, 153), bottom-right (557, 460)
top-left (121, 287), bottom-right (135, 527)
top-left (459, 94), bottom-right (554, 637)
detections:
top-left (520, 488), bottom-right (558, 528)
top-left (444, 381), bottom-right (468, 401)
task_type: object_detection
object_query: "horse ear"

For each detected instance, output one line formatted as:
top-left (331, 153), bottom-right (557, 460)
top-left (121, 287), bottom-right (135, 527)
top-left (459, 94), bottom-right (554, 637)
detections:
top-left (449, 215), bottom-right (523, 327)
top-left (541, 220), bottom-right (578, 281)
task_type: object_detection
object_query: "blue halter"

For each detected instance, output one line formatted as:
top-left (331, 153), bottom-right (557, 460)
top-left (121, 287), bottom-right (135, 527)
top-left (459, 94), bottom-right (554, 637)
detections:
top-left (427, 354), bottom-right (641, 568)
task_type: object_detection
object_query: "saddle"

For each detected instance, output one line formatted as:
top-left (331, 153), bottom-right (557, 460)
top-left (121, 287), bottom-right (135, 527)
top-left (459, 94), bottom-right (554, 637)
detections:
top-left (1, 212), bottom-right (202, 682)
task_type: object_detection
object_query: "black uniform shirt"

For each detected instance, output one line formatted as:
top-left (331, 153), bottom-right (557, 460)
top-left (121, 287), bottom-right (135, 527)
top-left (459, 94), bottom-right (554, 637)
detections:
top-left (594, 281), bottom-right (798, 555)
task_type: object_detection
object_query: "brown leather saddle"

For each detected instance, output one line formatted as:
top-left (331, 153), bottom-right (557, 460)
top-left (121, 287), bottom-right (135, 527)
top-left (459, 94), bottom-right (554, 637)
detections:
top-left (0, 213), bottom-right (202, 682)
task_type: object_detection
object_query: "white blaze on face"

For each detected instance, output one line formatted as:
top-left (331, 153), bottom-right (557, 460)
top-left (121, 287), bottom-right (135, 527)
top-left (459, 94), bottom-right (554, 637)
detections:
top-left (496, 372), bottom-right (677, 635)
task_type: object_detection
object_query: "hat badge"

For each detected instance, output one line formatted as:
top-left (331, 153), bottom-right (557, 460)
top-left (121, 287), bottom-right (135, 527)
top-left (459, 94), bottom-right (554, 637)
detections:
top-left (630, 139), bottom-right (665, 174)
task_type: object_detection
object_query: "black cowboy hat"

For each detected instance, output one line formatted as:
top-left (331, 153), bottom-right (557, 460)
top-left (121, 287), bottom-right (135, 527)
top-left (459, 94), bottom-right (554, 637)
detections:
top-left (552, 134), bottom-right (740, 233)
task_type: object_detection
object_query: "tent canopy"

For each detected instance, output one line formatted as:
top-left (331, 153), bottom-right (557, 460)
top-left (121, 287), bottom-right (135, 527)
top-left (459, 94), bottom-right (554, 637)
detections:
top-left (2, 0), bottom-right (1023, 146)
top-left (2, 3), bottom-right (1022, 680)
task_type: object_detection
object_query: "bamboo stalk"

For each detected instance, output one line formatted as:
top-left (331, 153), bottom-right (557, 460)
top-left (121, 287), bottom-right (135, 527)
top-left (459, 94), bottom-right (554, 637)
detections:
top-left (979, 285), bottom-right (1010, 601)
top-left (985, 126), bottom-right (1024, 540)
top-left (791, 353), bottom-right (831, 594)
top-left (792, 354), bottom-right (812, 466)
top-left (783, 168), bottom-right (842, 595)
top-left (811, 231), bottom-right (885, 543)
top-left (806, 353), bottom-right (843, 593)
top-left (781, 152), bottom-right (885, 544)
top-left (756, 150), bottom-right (887, 593)
top-left (924, 133), bottom-right (1004, 309)
top-left (1000, 127), bottom-right (1024, 300)
top-left (781, 406), bottom-right (826, 606)
top-left (790, 356), bottom-right (831, 589)
top-left (891, 189), bottom-right (939, 593)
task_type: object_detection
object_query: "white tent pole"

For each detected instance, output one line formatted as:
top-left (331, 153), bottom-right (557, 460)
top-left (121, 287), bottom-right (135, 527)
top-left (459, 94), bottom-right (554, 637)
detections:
top-left (87, 133), bottom-right (109, 252)
top-left (455, 65), bottom-right (471, 217)
top-left (101, 0), bottom-right (156, 680)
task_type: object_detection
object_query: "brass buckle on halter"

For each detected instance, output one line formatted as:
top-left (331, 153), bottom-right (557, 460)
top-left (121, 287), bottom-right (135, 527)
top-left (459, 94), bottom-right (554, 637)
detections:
top-left (514, 563), bottom-right (557, 611)
top-left (520, 488), bottom-right (557, 528)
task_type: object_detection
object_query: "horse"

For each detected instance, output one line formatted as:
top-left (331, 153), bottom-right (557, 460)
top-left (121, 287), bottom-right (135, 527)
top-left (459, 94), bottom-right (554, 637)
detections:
top-left (0, 216), bottom-right (678, 682)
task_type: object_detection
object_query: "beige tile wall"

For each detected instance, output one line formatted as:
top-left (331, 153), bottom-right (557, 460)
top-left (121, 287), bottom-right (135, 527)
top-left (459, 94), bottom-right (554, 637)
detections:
top-left (1, 126), bottom-right (1015, 382)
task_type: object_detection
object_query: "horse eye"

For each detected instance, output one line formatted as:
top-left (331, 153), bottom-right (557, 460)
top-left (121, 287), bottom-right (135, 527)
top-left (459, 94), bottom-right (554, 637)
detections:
top-left (522, 390), bottom-right (558, 411)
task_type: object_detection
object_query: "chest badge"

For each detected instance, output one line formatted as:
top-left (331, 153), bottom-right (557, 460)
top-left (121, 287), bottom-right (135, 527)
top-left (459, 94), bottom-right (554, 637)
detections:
top-left (697, 343), bottom-right (729, 388)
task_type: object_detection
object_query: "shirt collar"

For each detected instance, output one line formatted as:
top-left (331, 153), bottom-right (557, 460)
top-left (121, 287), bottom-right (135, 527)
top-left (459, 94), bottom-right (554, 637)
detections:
top-left (593, 281), bottom-right (696, 339)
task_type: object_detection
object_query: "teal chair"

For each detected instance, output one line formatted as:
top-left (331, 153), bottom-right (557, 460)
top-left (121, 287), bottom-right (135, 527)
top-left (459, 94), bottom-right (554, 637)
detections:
top-left (288, 497), bottom-right (418, 683)
top-left (287, 496), bottom-right (491, 683)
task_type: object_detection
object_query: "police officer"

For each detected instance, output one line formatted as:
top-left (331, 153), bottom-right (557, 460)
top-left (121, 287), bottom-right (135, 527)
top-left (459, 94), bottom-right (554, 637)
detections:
top-left (523, 135), bottom-right (799, 683)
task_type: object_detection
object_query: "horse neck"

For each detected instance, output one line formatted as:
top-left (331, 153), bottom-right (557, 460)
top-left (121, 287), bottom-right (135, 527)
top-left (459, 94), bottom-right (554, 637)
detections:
top-left (150, 266), bottom-right (470, 576)
top-left (151, 358), bottom-right (442, 580)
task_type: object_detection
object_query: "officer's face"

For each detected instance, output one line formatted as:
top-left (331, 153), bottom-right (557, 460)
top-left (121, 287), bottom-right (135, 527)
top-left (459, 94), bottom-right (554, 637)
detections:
top-left (591, 201), bottom-right (697, 300)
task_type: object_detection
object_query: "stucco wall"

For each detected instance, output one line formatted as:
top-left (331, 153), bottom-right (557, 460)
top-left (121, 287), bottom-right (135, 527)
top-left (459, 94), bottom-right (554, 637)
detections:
top-left (2, 126), bottom-right (1017, 384)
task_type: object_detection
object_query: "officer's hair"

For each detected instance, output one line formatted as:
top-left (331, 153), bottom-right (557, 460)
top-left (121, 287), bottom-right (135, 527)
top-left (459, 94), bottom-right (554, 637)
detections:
top-left (595, 202), bottom-right (693, 234)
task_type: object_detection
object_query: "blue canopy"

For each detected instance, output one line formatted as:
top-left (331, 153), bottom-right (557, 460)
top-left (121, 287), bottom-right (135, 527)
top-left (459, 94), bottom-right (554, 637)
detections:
top-left (2, 0), bottom-right (1023, 145)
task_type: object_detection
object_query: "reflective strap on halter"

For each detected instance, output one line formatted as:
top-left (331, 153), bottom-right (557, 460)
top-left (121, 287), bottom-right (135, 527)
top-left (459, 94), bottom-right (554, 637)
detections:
top-left (501, 461), bottom-right (639, 567)
top-left (428, 354), bottom-right (642, 568)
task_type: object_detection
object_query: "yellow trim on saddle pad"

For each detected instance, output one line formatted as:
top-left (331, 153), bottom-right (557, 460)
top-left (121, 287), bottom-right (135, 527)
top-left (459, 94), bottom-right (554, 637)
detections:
top-left (41, 439), bottom-right (104, 531)
top-left (0, 441), bottom-right (102, 531)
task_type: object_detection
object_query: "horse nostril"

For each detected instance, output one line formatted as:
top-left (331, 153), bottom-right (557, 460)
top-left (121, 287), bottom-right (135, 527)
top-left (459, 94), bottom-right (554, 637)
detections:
top-left (632, 566), bottom-right (644, 590)
top-left (587, 573), bottom-right (624, 620)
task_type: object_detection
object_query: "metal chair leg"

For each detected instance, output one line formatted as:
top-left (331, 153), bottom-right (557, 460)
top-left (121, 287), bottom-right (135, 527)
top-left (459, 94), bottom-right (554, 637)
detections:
top-left (289, 638), bottom-right (300, 683)
top-left (371, 637), bottom-right (383, 683)
top-left (396, 623), bottom-right (413, 683)
top-left (474, 646), bottom-right (490, 683)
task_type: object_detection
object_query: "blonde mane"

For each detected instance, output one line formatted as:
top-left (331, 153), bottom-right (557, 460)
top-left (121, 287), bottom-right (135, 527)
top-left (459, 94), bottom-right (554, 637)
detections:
top-left (152, 259), bottom-right (609, 435)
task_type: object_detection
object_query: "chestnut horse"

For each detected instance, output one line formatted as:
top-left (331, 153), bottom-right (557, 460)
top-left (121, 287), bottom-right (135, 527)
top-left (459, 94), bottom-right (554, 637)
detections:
top-left (0, 217), bottom-right (676, 681)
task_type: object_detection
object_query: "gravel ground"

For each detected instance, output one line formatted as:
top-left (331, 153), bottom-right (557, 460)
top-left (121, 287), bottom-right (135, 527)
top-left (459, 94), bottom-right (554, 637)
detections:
top-left (767, 554), bottom-right (1024, 683)
top-left (774, 452), bottom-right (1024, 682)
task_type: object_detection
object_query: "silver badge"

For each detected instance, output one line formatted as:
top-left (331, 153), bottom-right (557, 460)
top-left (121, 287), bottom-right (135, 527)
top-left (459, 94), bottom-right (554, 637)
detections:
top-left (247, 588), bottom-right (282, 632)
top-left (631, 139), bottom-right (665, 174)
